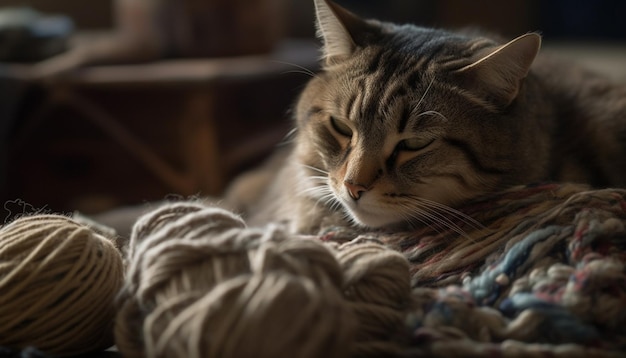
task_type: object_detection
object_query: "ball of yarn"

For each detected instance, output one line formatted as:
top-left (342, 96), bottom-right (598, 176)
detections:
top-left (0, 215), bottom-right (124, 356)
top-left (115, 202), bottom-right (411, 358)
top-left (334, 239), bottom-right (412, 355)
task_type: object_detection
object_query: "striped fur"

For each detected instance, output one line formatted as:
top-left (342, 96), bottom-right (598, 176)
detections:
top-left (229, 0), bottom-right (626, 234)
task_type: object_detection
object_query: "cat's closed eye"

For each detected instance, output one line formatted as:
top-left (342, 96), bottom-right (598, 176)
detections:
top-left (396, 137), bottom-right (435, 151)
top-left (330, 116), bottom-right (353, 137)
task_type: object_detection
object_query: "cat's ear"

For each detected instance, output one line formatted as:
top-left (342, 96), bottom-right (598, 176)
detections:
top-left (457, 33), bottom-right (541, 107)
top-left (314, 0), bottom-right (375, 65)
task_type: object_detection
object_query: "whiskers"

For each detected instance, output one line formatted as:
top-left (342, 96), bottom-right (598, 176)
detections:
top-left (396, 195), bottom-right (484, 241)
top-left (278, 127), bottom-right (299, 146)
top-left (411, 77), bottom-right (449, 123)
top-left (415, 77), bottom-right (435, 110)
top-left (416, 110), bottom-right (449, 122)
top-left (295, 164), bottom-right (483, 240)
top-left (297, 164), bottom-right (345, 214)
top-left (271, 60), bottom-right (318, 78)
top-left (300, 164), bottom-right (329, 176)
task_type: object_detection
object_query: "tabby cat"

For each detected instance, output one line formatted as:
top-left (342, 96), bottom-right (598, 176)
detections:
top-left (226, 0), bottom-right (626, 234)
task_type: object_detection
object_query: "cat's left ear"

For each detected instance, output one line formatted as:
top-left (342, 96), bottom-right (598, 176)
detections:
top-left (457, 33), bottom-right (541, 107)
top-left (314, 0), bottom-right (377, 65)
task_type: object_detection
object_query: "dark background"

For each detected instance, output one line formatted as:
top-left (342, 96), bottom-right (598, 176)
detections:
top-left (1, 0), bottom-right (625, 40)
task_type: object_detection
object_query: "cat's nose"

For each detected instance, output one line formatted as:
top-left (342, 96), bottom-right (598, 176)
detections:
top-left (344, 181), bottom-right (367, 201)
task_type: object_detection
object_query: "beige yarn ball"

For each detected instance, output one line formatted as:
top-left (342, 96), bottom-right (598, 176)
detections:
top-left (116, 203), bottom-right (356, 358)
top-left (0, 215), bottom-right (125, 356)
top-left (115, 202), bottom-right (411, 358)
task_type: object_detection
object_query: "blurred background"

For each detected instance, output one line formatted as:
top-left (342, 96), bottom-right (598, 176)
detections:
top-left (2, 0), bottom-right (626, 39)
top-left (0, 0), bottom-right (624, 220)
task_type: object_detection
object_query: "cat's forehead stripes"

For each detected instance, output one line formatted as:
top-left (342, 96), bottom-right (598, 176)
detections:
top-left (397, 106), bottom-right (411, 134)
top-left (363, 48), bottom-right (385, 75)
top-left (347, 90), bottom-right (364, 124)
top-left (337, 52), bottom-right (437, 135)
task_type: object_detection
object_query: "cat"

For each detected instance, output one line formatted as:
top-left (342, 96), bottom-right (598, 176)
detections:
top-left (225, 0), bottom-right (626, 235)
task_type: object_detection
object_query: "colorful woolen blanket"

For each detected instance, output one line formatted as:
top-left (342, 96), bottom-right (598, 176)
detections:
top-left (322, 183), bottom-right (626, 357)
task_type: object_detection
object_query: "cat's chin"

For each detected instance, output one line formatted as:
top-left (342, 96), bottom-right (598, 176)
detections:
top-left (342, 202), bottom-right (405, 229)
top-left (349, 211), bottom-right (406, 229)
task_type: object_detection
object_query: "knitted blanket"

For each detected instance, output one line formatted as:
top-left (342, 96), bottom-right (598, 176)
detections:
top-left (321, 183), bottom-right (626, 357)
